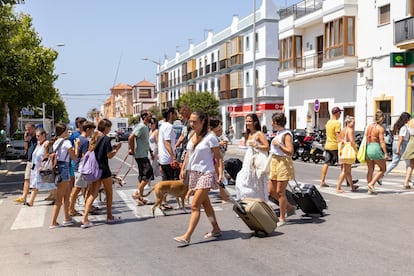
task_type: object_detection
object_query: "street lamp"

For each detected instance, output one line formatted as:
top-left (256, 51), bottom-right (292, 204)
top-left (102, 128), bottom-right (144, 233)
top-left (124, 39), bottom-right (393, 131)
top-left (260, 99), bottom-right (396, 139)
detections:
top-left (252, 0), bottom-right (257, 113)
top-left (141, 57), bottom-right (162, 112)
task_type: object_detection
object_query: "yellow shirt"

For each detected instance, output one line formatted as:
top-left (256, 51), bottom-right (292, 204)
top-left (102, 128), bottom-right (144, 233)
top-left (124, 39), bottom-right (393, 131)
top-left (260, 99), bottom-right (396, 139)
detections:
top-left (324, 119), bottom-right (341, 151)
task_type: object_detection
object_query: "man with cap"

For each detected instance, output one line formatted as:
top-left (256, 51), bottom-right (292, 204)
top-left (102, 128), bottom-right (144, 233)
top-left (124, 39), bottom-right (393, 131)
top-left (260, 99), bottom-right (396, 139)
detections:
top-left (320, 106), bottom-right (343, 187)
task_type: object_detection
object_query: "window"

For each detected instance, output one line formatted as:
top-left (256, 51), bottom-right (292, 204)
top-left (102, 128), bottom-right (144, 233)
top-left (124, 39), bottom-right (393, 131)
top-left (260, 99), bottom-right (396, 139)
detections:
top-left (246, 72), bottom-right (250, 85)
top-left (324, 16), bottom-right (355, 60)
top-left (378, 4), bottom-right (390, 25)
top-left (279, 35), bottom-right (302, 70)
top-left (246, 36), bottom-right (250, 51)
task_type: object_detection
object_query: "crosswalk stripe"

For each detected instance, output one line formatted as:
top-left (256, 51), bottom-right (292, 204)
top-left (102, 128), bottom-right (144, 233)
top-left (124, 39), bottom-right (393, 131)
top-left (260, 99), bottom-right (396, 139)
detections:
top-left (11, 206), bottom-right (47, 230)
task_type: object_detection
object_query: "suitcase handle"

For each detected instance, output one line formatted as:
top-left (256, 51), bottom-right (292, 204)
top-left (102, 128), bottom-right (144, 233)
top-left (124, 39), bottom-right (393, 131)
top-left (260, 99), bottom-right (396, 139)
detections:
top-left (219, 182), bottom-right (246, 215)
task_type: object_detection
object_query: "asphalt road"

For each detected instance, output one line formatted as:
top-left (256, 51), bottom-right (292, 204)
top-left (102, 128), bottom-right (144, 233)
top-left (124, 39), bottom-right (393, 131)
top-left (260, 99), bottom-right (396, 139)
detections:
top-left (0, 142), bottom-right (413, 275)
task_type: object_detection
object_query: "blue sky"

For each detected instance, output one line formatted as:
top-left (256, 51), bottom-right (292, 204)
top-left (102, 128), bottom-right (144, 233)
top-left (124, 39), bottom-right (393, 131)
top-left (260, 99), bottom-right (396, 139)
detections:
top-left (15, 0), bottom-right (296, 122)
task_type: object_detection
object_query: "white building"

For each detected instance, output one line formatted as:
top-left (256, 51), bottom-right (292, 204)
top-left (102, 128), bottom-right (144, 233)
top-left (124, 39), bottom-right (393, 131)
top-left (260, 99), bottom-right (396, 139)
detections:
top-left (278, 0), bottom-right (414, 132)
top-left (157, 0), bottom-right (283, 139)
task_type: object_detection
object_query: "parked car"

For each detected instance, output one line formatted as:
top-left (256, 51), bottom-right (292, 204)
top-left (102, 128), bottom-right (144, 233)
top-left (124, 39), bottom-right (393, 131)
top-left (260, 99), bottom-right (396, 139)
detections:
top-left (6, 133), bottom-right (26, 159)
top-left (115, 127), bottom-right (133, 142)
top-left (108, 130), bottom-right (117, 140)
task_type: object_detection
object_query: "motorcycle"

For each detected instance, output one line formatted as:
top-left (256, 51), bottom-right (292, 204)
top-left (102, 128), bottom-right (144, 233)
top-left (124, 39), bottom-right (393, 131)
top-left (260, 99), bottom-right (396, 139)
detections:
top-left (311, 131), bottom-right (326, 164)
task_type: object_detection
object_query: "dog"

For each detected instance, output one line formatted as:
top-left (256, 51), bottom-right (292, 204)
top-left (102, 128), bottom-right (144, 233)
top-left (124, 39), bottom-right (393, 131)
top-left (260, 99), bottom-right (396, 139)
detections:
top-left (141, 180), bottom-right (188, 217)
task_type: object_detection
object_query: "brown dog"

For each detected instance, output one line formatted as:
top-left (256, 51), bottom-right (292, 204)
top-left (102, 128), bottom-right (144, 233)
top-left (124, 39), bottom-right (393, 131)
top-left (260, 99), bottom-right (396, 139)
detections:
top-left (142, 180), bottom-right (188, 217)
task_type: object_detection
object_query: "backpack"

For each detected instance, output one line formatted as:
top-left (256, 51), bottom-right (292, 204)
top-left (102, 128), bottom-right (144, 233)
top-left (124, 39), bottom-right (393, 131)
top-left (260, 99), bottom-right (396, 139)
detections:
top-left (79, 137), bottom-right (103, 182)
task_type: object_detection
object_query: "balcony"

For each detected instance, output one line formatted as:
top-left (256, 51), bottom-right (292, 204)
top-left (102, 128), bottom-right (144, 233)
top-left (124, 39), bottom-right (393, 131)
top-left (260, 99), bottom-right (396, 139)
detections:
top-left (395, 16), bottom-right (414, 49)
top-left (279, 51), bottom-right (357, 80)
top-left (279, 0), bottom-right (323, 20)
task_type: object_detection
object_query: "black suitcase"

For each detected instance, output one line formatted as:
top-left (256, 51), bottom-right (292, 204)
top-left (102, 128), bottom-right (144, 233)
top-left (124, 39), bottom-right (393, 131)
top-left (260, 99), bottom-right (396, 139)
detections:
top-left (224, 158), bottom-right (242, 180)
top-left (290, 181), bottom-right (327, 216)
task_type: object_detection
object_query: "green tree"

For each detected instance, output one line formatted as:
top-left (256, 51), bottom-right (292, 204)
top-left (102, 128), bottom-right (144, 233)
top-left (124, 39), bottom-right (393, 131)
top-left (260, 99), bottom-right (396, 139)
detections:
top-left (0, 7), bottom-right (65, 131)
top-left (175, 91), bottom-right (219, 117)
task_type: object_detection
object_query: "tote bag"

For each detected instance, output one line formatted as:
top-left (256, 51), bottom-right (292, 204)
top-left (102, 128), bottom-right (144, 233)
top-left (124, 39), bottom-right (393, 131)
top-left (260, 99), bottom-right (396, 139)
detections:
top-left (339, 141), bottom-right (356, 164)
top-left (357, 135), bottom-right (367, 163)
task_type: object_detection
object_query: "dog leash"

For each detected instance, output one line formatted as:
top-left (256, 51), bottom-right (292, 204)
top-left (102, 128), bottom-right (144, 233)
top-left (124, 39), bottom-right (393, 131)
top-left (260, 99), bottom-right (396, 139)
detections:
top-left (111, 152), bottom-right (135, 187)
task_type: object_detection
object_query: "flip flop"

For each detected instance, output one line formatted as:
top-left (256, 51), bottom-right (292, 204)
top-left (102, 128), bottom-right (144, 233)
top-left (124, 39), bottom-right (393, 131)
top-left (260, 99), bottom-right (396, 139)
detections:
top-left (336, 190), bottom-right (345, 194)
top-left (173, 236), bottom-right (190, 245)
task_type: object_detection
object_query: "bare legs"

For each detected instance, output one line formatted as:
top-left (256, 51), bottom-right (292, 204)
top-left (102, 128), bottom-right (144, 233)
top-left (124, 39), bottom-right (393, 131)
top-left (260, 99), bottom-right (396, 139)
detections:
top-left (82, 176), bottom-right (114, 224)
top-left (320, 164), bottom-right (329, 186)
top-left (336, 164), bottom-right (357, 192)
top-left (270, 180), bottom-right (294, 222)
top-left (366, 159), bottom-right (386, 193)
top-left (403, 160), bottom-right (414, 188)
top-left (175, 188), bottom-right (220, 242)
top-left (50, 180), bottom-right (71, 227)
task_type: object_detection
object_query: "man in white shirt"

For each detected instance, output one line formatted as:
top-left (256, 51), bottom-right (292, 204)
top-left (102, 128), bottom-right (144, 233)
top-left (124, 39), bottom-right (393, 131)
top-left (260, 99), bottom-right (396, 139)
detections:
top-left (158, 107), bottom-right (180, 181)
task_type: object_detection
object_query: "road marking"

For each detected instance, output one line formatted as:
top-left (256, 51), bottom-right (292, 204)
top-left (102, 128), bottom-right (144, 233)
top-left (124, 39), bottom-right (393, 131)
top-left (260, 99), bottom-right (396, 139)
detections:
top-left (309, 178), bottom-right (413, 199)
top-left (11, 206), bottom-right (47, 230)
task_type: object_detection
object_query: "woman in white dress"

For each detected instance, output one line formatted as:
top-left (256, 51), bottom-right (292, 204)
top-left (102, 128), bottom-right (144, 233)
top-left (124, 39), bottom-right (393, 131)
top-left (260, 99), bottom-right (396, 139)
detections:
top-left (149, 117), bottom-right (161, 177)
top-left (235, 113), bottom-right (270, 201)
top-left (26, 128), bottom-right (54, 206)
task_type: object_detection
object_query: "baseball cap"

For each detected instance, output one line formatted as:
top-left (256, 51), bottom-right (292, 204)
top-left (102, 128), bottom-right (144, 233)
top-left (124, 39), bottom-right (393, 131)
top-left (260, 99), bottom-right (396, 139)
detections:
top-left (331, 106), bottom-right (343, 114)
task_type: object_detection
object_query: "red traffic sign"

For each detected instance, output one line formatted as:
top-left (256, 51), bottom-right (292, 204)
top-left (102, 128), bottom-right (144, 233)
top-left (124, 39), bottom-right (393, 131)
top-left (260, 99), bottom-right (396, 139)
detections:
top-left (314, 99), bottom-right (320, 112)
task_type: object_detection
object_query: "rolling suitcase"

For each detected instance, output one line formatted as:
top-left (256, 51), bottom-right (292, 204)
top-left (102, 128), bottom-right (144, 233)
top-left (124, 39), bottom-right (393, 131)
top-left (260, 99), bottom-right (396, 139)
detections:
top-left (290, 180), bottom-right (327, 216)
top-left (220, 183), bottom-right (278, 235)
top-left (233, 198), bottom-right (278, 235)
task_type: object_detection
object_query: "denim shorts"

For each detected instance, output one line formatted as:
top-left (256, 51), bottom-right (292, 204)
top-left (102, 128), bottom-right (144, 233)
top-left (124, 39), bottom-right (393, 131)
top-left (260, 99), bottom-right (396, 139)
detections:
top-left (57, 161), bottom-right (70, 182)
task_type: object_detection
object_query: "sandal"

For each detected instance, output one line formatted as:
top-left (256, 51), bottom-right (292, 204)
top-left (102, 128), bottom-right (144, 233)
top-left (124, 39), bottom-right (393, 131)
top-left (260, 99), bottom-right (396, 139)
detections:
top-left (336, 189), bottom-right (345, 194)
top-left (135, 199), bottom-right (145, 206)
top-left (351, 185), bottom-right (359, 192)
top-left (80, 221), bottom-right (94, 229)
top-left (367, 185), bottom-right (377, 195)
top-left (161, 203), bottom-right (173, 210)
top-left (142, 198), bottom-right (154, 205)
top-left (106, 216), bottom-right (122, 224)
top-left (69, 210), bottom-right (83, 216)
top-left (204, 231), bottom-right (222, 239)
top-left (403, 185), bottom-right (411, 189)
top-left (173, 236), bottom-right (190, 245)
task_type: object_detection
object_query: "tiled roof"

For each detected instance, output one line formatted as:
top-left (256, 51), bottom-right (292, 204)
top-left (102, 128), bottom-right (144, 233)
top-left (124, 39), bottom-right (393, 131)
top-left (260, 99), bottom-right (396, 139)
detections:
top-left (134, 79), bottom-right (155, 87)
top-left (111, 83), bottom-right (132, 90)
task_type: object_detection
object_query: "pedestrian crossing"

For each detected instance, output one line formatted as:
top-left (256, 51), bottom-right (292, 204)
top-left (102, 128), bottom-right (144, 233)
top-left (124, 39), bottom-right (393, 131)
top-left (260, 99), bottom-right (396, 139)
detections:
top-left (307, 178), bottom-right (414, 199)
top-left (3, 178), bottom-right (414, 231)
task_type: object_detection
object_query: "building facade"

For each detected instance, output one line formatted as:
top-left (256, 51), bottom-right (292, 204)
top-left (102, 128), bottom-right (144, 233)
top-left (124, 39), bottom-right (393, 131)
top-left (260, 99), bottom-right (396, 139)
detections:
top-left (157, 0), bottom-right (283, 139)
top-left (279, 0), bottom-right (414, 132)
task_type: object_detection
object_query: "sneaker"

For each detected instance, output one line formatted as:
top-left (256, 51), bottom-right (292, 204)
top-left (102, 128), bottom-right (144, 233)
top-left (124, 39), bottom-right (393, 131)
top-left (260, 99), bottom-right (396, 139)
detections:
top-left (277, 220), bottom-right (287, 227)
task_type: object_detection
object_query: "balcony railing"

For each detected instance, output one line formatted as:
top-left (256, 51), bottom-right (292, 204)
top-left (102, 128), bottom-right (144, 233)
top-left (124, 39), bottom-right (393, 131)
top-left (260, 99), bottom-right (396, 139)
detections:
top-left (279, 0), bottom-right (323, 20)
top-left (280, 51), bottom-right (323, 73)
top-left (394, 16), bottom-right (414, 44)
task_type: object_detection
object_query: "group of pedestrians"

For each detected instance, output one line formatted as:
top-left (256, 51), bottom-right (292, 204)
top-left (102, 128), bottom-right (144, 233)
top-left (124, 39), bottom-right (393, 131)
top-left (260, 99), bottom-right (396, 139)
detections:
top-left (13, 118), bottom-right (122, 229)
top-left (319, 107), bottom-right (414, 195)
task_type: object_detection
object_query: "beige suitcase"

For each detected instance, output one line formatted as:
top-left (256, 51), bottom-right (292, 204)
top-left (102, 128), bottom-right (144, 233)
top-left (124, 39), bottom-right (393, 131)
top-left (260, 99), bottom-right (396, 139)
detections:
top-left (233, 198), bottom-right (278, 235)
